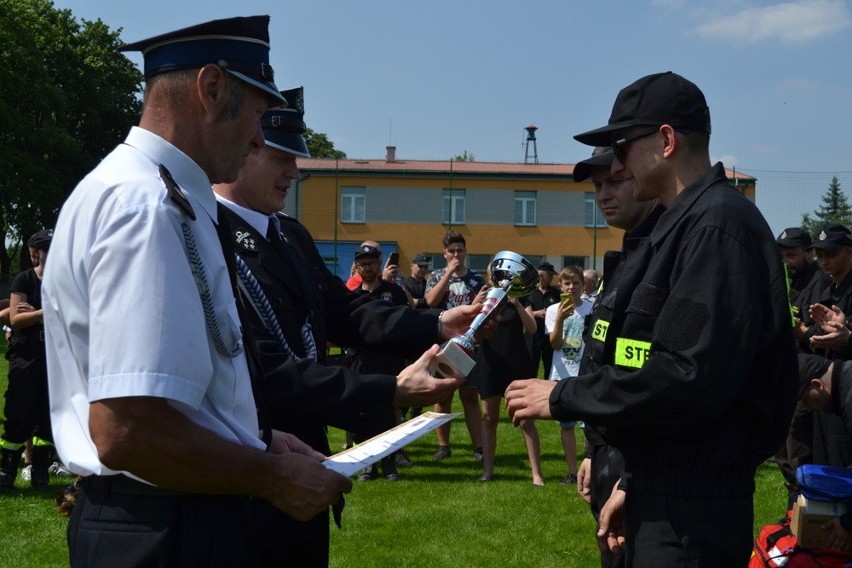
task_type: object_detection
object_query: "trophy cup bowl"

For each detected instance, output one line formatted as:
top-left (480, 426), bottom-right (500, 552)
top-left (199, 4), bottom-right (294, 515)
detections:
top-left (434, 251), bottom-right (539, 378)
top-left (488, 251), bottom-right (540, 298)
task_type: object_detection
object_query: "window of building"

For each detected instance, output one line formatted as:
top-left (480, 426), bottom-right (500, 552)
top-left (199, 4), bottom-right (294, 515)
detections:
top-left (442, 189), bottom-right (466, 225)
top-left (562, 256), bottom-right (587, 269)
top-left (584, 192), bottom-right (607, 228)
top-left (341, 187), bottom-right (365, 223)
top-left (466, 254), bottom-right (491, 273)
top-left (523, 254), bottom-right (544, 268)
top-left (514, 191), bottom-right (536, 226)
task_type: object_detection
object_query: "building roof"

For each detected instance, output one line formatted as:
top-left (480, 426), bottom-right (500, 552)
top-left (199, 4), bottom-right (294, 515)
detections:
top-left (295, 157), bottom-right (756, 182)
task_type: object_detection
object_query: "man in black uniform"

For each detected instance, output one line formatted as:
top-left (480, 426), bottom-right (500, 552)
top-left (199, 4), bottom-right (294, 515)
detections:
top-left (777, 227), bottom-right (832, 350)
top-left (800, 224), bottom-right (852, 474)
top-left (572, 147), bottom-right (663, 568)
top-left (213, 88), bottom-right (478, 566)
top-left (506, 71), bottom-right (797, 567)
top-left (526, 262), bottom-right (561, 377)
top-left (797, 354), bottom-right (852, 551)
top-left (775, 227), bottom-right (833, 501)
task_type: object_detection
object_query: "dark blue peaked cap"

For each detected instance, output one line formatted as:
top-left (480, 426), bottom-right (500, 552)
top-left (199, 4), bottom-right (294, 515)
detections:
top-left (262, 87), bottom-right (310, 158)
top-left (120, 16), bottom-right (285, 104)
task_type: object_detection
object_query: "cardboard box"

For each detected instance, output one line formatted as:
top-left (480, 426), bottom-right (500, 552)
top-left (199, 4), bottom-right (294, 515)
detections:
top-left (791, 494), bottom-right (848, 549)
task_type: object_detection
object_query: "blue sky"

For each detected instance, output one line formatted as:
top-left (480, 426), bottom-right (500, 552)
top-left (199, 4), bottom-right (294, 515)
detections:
top-left (53, 0), bottom-right (852, 234)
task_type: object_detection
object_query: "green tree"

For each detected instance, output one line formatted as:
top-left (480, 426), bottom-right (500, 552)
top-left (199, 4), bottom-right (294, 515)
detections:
top-left (0, 0), bottom-right (142, 279)
top-left (453, 150), bottom-right (475, 162)
top-left (304, 128), bottom-right (346, 159)
top-left (802, 176), bottom-right (852, 237)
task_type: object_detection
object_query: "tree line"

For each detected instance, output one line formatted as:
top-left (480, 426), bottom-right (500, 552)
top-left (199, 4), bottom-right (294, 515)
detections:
top-left (0, 0), bottom-right (346, 281)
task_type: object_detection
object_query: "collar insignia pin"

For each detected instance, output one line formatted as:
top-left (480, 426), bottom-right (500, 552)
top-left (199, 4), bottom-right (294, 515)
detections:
top-left (235, 229), bottom-right (258, 252)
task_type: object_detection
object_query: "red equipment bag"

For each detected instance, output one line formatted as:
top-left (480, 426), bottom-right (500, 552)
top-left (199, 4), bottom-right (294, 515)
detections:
top-left (749, 513), bottom-right (852, 568)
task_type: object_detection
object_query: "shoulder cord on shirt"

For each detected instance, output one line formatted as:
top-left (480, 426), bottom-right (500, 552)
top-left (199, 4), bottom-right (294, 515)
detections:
top-left (233, 254), bottom-right (317, 362)
top-left (159, 164), bottom-right (242, 360)
top-left (180, 221), bottom-right (243, 359)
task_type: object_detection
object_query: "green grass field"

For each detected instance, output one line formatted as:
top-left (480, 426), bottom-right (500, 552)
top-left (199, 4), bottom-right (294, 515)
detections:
top-left (0, 346), bottom-right (788, 567)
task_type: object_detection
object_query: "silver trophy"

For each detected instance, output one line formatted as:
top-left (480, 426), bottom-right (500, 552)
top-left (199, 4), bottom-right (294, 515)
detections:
top-left (434, 251), bottom-right (539, 377)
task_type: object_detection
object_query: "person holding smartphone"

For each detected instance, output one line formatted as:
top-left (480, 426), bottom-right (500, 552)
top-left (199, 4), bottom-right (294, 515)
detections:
top-left (542, 266), bottom-right (593, 484)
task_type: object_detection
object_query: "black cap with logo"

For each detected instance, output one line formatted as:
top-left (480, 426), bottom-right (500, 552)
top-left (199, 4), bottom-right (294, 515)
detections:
top-left (574, 71), bottom-right (711, 147)
top-left (354, 244), bottom-right (381, 259)
top-left (262, 87), bottom-right (309, 157)
top-left (776, 227), bottom-right (812, 249)
top-left (811, 223), bottom-right (852, 252)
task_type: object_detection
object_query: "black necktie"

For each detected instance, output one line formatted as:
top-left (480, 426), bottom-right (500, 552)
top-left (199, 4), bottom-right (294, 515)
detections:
top-left (267, 217), bottom-right (315, 301)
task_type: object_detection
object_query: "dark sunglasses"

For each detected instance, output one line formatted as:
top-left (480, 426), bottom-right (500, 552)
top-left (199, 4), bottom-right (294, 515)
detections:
top-left (611, 128), bottom-right (660, 163)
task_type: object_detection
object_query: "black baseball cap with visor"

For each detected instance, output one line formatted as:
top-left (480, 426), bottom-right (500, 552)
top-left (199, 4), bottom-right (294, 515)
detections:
top-left (573, 72), bottom-right (711, 163)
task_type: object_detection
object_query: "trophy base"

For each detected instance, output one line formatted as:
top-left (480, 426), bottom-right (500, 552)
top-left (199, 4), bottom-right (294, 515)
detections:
top-left (434, 341), bottom-right (476, 378)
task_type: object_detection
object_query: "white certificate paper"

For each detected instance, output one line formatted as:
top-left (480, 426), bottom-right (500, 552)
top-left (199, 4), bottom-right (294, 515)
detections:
top-left (323, 412), bottom-right (458, 477)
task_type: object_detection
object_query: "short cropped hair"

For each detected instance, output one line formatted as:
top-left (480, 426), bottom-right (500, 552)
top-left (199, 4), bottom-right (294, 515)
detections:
top-left (560, 265), bottom-right (583, 284)
top-left (443, 231), bottom-right (466, 249)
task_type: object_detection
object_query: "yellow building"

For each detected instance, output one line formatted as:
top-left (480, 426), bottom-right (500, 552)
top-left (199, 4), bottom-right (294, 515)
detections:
top-left (291, 148), bottom-right (755, 278)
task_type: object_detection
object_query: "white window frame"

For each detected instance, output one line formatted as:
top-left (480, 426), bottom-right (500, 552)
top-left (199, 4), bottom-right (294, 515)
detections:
top-left (584, 192), bottom-right (607, 228)
top-left (514, 191), bottom-right (537, 226)
top-left (341, 187), bottom-right (366, 223)
top-left (442, 189), bottom-right (466, 225)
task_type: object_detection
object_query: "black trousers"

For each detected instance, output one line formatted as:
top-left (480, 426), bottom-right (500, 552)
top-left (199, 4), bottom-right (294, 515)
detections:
top-left (589, 444), bottom-right (626, 568)
top-left (70, 476), bottom-right (260, 567)
top-left (2, 355), bottom-right (52, 444)
top-left (624, 489), bottom-right (752, 568)
top-left (251, 498), bottom-right (330, 567)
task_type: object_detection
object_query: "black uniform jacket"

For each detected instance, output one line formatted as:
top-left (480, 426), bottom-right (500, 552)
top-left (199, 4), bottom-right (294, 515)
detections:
top-left (550, 163), bottom-right (798, 498)
top-left (792, 261), bottom-right (830, 314)
top-left (795, 261), bottom-right (832, 351)
top-left (580, 205), bottom-right (664, 451)
top-left (222, 207), bottom-right (440, 454)
top-left (803, 270), bottom-right (852, 359)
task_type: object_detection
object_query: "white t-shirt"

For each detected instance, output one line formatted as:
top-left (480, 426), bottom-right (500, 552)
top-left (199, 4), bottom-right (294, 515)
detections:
top-left (43, 127), bottom-right (263, 478)
top-left (545, 298), bottom-right (593, 380)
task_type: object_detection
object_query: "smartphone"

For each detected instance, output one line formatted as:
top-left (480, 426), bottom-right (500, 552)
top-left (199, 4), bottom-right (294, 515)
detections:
top-left (387, 252), bottom-right (400, 267)
top-left (560, 293), bottom-right (573, 304)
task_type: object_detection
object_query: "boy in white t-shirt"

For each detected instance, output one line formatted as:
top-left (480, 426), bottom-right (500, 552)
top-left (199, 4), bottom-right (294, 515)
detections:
top-left (544, 266), bottom-right (592, 483)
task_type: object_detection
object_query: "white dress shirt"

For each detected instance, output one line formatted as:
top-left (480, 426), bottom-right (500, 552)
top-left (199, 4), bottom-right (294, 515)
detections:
top-left (43, 126), bottom-right (263, 478)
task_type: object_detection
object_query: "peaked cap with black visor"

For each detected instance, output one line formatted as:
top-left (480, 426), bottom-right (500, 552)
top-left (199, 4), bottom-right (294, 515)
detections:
top-left (261, 87), bottom-right (311, 158)
top-left (119, 15), bottom-right (285, 105)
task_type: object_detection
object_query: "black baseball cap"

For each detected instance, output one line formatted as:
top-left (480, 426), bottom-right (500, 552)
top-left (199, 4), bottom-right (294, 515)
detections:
top-left (537, 262), bottom-right (557, 275)
top-left (574, 72), bottom-right (711, 147)
top-left (572, 147), bottom-right (614, 182)
top-left (28, 229), bottom-right (53, 251)
top-left (811, 223), bottom-right (852, 252)
top-left (798, 354), bottom-right (832, 397)
top-left (120, 16), bottom-right (285, 105)
top-left (354, 244), bottom-right (380, 259)
top-left (412, 253), bottom-right (431, 265)
top-left (776, 227), bottom-right (812, 249)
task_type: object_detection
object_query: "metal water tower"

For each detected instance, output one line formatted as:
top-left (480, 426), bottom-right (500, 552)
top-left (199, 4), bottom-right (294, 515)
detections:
top-left (524, 125), bottom-right (538, 164)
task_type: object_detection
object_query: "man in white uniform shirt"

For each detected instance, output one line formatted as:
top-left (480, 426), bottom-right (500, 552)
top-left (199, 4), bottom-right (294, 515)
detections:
top-left (42, 16), bottom-right (350, 567)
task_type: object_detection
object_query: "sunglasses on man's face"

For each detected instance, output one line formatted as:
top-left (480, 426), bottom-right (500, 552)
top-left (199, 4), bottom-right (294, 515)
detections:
top-left (611, 128), bottom-right (660, 163)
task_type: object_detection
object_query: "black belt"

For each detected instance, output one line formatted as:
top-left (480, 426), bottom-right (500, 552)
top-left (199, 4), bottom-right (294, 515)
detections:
top-left (82, 474), bottom-right (180, 497)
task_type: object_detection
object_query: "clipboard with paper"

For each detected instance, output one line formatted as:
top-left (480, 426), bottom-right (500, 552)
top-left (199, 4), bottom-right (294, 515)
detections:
top-left (323, 412), bottom-right (458, 477)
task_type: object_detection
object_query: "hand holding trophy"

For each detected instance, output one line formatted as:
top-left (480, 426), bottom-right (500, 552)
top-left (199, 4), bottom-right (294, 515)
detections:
top-left (433, 251), bottom-right (538, 377)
